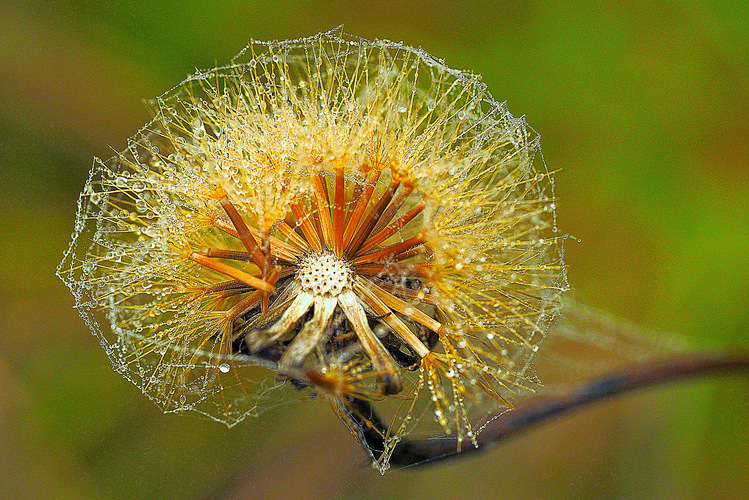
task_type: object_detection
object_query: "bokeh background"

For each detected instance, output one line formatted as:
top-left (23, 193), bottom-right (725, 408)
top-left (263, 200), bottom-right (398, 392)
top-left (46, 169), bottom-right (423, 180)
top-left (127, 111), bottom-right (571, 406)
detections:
top-left (1, 1), bottom-right (747, 498)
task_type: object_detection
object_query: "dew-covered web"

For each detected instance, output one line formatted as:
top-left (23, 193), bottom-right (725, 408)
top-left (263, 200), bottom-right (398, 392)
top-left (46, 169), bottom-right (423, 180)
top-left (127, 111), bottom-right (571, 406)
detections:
top-left (58, 27), bottom-right (568, 472)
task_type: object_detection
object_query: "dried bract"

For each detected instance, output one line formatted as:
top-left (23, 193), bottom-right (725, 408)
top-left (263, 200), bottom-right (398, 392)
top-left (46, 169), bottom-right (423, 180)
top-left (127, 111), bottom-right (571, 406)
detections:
top-left (58, 28), bottom-right (567, 471)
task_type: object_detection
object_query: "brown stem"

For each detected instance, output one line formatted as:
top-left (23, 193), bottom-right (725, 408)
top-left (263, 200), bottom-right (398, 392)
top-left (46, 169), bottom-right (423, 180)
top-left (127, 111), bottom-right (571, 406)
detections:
top-left (387, 352), bottom-right (749, 468)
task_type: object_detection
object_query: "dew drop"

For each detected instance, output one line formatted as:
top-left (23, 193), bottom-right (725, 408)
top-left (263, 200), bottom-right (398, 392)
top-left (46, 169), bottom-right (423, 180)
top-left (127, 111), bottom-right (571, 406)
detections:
top-left (218, 363), bottom-right (231, 373)
top-left (192, 118), bottom-right (205, 138)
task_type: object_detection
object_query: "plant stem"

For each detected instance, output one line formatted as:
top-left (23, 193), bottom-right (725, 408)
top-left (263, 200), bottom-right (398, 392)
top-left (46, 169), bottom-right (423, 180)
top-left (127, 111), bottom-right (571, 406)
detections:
top-left (388, 352), bottom-right (749, 468)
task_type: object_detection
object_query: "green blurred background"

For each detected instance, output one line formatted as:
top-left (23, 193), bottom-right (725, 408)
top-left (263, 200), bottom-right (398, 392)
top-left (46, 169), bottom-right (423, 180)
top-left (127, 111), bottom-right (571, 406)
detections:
top-left (1, 1), bottom-right (747, 498)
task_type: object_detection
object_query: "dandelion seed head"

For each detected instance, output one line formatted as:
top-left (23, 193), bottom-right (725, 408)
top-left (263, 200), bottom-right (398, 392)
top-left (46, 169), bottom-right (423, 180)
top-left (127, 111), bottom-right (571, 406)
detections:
top-left (58, 27), bottom-right (567, 471)
top-left (296, 251), bottom-right (352, 297)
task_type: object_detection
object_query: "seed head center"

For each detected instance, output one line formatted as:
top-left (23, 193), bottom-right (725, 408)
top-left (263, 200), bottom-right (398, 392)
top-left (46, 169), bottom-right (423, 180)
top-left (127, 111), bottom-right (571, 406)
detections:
top-left (296, 251), bottom-right (353, 297)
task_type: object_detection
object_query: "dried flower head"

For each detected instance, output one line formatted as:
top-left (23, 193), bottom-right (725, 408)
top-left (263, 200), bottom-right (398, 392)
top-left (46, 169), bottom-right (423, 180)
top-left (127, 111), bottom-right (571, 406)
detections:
top-left (58, 28), bottom-right (567, 471)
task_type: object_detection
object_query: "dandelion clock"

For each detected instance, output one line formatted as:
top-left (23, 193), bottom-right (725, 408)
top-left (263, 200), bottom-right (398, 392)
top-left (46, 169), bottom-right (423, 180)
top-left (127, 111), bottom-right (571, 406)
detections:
top-left (58, 28), bottom-right (567, 471)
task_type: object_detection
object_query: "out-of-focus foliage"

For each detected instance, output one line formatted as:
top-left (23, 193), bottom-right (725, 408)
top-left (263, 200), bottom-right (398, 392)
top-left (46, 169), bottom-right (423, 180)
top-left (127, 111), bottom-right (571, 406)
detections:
top-left (1, 1), bottom-right (747, 498)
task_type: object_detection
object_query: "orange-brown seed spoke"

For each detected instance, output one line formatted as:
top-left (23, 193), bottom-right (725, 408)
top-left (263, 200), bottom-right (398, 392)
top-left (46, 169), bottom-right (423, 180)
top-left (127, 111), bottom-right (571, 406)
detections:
top-left (219, 197), bottom-right (268, 270)
top-left (333, 166), bottom-right (346, 256)
top-left (366, 276), bottom-right (438, 305)
top-left (353, 235), bottom-right (426, 265)
top-left (205, 249), bottom-right (253, 261)
top-left (257, 227), bottom-right (300, 262)
top-left (291, 203), bottom-right (323, 252)
top-left (393, 247), bottom-right (430, 263)
top-left (277, 266), bottom-right (296, 281)
top-left (354, 262), bottom-right (409, 277)
top-left (212, 219), bottom-right (300, 262)
top-left (188, 252), bottom-right (275, 293)
top-left (310, 171), bottom-right (334, 246)
top-left (369, 185), bottom-right (414, 236)
top-left (358, 199), bottom-right (426, 254)
top-left (276, 219), bottom-right (310, 251)
top-left (345, 180), bottom-right (364, 226)
top-left (346, 179), bottom-right (400, 257)
top-left (201, 280), bottom-right (251, 294)
top-left (225, 289), bottom-right (263, 323)
top-left (308, 197), bottom-right (324, 241)
top-left (259, 267), bottom-right (281, 314)
top-left (342, 168), bottom-right (380, 246)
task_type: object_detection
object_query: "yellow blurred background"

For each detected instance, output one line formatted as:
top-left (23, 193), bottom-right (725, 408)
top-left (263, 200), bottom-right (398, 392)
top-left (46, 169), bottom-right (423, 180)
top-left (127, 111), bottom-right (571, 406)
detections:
top-left (1, 1), bottom-right (747, 498)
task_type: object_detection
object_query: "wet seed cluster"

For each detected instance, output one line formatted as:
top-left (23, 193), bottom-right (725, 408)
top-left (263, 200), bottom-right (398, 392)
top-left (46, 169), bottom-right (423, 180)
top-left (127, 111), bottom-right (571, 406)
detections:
top-left (58, 28), bottom-right (567, 472)
top-left (296, 252), bottom-right (353, 297)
